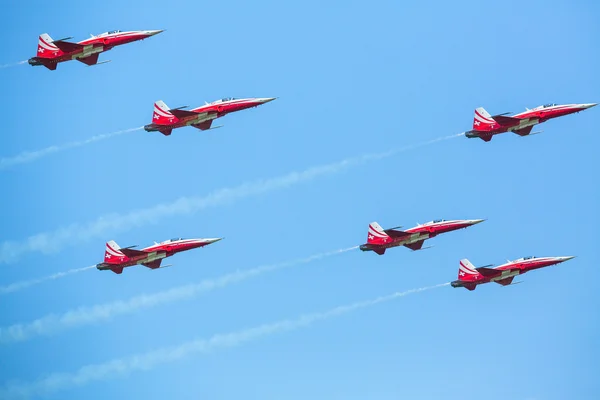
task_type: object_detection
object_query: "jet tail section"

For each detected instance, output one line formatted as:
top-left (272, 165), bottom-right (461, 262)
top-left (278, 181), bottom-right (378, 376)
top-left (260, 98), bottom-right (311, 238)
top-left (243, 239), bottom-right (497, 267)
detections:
top-left (458, 258), bottom-right (482, 282)
top-left (472, 107), bottom-right (496, 132)
top-left (37, 33), bottom-right (60, 58)
top-left (367, 222), bottom-right (391, 245)
top-left (104, 240), bottom-right (126, 264)
top-left (473, 107), bottom-right (522, 132)
top-left (152, 101), bottom-right (179, 125)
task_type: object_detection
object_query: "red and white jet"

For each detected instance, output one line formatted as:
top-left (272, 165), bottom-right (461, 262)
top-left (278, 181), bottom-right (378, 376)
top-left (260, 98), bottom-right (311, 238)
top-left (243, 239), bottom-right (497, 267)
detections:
top-left (465, 103), bottom-right (597, 142)
top-left (451, 255), bottom-right (575, 291)
top-left (28, 30), bottom-right (163, 70)
top-left (359, 219), bottom-right (484, 255)
top-left (96, 237), bottom-right (222, 274)
top-left (143, 97), bottom-right (276, 136)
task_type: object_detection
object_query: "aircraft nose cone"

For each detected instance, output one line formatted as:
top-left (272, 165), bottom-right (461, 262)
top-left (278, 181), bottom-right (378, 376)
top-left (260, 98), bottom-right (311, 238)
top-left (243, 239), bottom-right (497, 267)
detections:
top-left (205, 238), bottom-right (223, 244)
top-left (146, 30), bottom-right (164, 36)
top-left (559, 256), bottom-right (576, 262)
top-left (580, 103), bottom-right (597, 109)
top-left (257, 97), bottom-right (277, 104)
top-left (468, 219), bottom-right (486, 225)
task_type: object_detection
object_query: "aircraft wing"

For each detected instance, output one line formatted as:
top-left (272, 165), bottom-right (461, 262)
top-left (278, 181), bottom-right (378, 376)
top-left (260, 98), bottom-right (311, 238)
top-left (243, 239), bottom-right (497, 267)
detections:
top-left (192, 120), bottom-right (214, 131)
top-left (77, 53), bottom-right (100, 66)
top-left (475, 266), bottom-right (501, 277)
top-left (119, 248), bottom-right (147, 257)
top-left (142, 260), bottom-right (163, 269)
top-left (384, 228), bottom-right (410, 238)
top-left (169, 109), bottom-right (201, 119)
top-left (495, 276), bottom-right (515, 286)
top-left (493, 115), bottom-right (521, 125)
top-left (513, 126), bottom-right (534, 136)
top-left (404, 240), bottom-right (425, 251)
top-left (52, 40), bottom-right (85, 53)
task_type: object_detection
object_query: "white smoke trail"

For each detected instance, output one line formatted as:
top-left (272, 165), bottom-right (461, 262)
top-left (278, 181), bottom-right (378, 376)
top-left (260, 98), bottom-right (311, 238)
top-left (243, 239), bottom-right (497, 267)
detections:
top-left (0, 266), bottom-right (95, 295)
top-left (0, 132), bottom-right (463, 264)
top-left (0, 246), bottom-right (358, 343)
top-left (0, 127), bottom-right (143, 170)
top-left (0, 283), bottom-right (449, 399)
top-left (0, 60), bottom-right (27, 69)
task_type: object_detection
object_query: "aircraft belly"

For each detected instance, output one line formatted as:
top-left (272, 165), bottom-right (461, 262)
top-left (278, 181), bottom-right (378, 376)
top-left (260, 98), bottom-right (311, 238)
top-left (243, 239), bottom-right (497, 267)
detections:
top-left (135, 252), bottom-right (166, 265)
top-left (398, 233), bottom-right (429, 246)
top-left (408, 233), bottom-right (429, 243)
top-left (72, 45), bottom-right (104, 60)
top-left (491, 270), bottom-right (520, 282)
top-left (508, 119), bottom-right (538, 131)
top-left (184, 113), bottom-right (217, 127)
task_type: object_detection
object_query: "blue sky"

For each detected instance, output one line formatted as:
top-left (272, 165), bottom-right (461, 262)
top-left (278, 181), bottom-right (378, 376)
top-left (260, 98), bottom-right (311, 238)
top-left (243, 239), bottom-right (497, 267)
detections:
top-left (1, 0), bottom-right (599, 398)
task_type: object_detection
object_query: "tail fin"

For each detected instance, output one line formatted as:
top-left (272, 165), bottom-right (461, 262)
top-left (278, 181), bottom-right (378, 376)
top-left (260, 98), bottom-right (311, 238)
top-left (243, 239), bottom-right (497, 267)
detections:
top-left (458, 258), bottom-right (481, 282)
top-left (367, 222), bottom-right (391, 245)
top-left (37, 33), bottom-right (59, 58)
top-left (152, 101), bottom-right (178, 125)
top-left (472, 107), bottom-right (496, 131)
top-left (104, 240), bottom-right (126, 264)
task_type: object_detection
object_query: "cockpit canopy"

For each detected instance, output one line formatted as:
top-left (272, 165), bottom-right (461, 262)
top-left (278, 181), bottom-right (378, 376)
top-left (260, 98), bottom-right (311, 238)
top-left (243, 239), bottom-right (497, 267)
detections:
top-left (98, 30), bottom-right (121, 37)
top-left (516, 256), bottom-right (535, 261)
top-left (423, 219), bottom-right (446, 225)
top-left (161, 238), bottom-right (183, 244)
top-left (213, 97), bottom-right (237, 103)
top-left (532, 103), bottom-right (557, 111)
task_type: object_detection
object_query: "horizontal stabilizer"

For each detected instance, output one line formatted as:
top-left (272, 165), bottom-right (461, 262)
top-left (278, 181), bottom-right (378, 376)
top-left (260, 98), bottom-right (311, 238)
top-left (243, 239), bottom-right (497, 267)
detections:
top-left (476, 266), bottom-right (500, 277)
top-left (373, 247), bottom-right (386, 255)
top-left (493, 115), bottom-right (521, 125)
top-left (492, 112), bottom-right (512, 117)
top-left (110, 266), bottom-right (124, 274)
top-left (480, 133), bottom-right (493, 142)
top-left (169, 109), bottom-right (199, 119)
top-left (119, 248), bottom-right (147, 257)
top-left (42, 62), bottom-right (57, 71)
top-left (52, 39), bottom-right (84, 53)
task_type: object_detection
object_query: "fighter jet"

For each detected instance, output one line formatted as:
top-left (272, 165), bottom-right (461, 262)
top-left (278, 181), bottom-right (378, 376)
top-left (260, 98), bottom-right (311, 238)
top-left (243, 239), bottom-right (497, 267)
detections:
top-left (143, 97), bottom-right (277, 136)
top-left (96, 237), bottom-right (222, 274)
top-left (359, 219), bottom-right (484, 255)
top-left (465, 103), bottom-right (597, 142)
top-left (28, 29), bottom-right (163, 70)
top-left (451, 255), bottom-right (575, 291)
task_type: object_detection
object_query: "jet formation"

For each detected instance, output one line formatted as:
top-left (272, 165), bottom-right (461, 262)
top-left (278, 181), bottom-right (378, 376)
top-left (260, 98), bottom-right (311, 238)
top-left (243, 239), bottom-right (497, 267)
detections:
top-left (143, 97), bottom-right (276, 136)
top-left (27, 30), bottom-right (590, 291)
top-left (451, 256), bottom-right (575, 290)
top-left (465, 103), bottom-right (597, 142)
top-left (28, 30), bottom-right (163, 70)
top-left (96, 237), bottom-right (222, 274)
